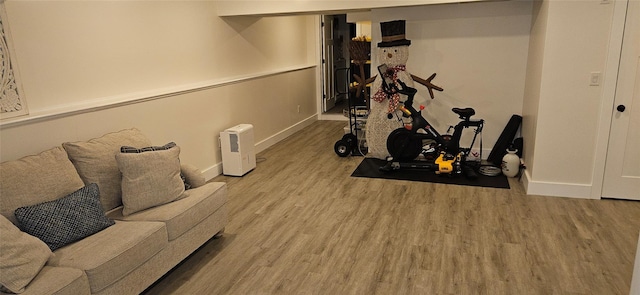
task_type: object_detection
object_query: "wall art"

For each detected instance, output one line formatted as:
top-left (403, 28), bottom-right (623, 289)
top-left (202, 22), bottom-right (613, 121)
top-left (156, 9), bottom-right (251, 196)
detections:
top-left (0, 4), bottom-right (28, 120)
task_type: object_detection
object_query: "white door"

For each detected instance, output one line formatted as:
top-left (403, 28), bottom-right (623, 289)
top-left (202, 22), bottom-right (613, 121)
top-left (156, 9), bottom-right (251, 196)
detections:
top-left (602, 0), bottom-right (640, 200)
top-left (322, 15), bottom-right (336, 112)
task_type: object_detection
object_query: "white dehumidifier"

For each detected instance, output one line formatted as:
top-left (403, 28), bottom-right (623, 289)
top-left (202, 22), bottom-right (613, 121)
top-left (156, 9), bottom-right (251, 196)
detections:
top-left (220, 124), bottom-right (256, 176)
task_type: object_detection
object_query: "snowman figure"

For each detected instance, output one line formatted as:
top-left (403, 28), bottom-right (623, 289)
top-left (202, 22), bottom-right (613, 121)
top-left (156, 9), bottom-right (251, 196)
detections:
top-left (366, 20), bottom-right (443, 159)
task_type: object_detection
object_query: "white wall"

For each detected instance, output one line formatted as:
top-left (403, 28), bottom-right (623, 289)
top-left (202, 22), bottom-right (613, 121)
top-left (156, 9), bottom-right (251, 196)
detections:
top-left (522, 0), bottom-right (617, 198)
top-left (0, 1), bottom-right (318, 179)
top-left (522, 0), bottom-right (549, 180)
top-left (366, 0), bottom-right (619, 200)
top-left (370, 1), bottom-right (532, 152)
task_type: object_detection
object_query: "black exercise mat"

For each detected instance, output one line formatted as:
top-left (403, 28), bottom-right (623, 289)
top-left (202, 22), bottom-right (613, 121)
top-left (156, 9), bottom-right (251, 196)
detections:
top-left (351, 158), bottom-right (510, 189)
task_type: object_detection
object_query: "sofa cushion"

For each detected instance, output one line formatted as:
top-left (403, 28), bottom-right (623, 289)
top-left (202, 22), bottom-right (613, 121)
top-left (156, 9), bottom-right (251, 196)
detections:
top-left (48, 221), bottom-right (167, 293)
top-left (62, 128), bottom-right (153, 212)
top-left (0, 146), bottom-right (85, 224)
top-left (116, 144), bottom-right (185, 216)
top-left (13, 266), bottom-right (90, 295)
top-left (14, 183), bottom-right (115, 251)
top-left (0, 215), bottom-right (53, 294)
top-left (108, 182), bottom-right (227, 240)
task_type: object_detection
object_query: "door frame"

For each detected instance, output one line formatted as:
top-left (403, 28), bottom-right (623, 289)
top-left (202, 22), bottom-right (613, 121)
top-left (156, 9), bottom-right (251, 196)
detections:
top-left (591, 0), bottom-right (629, 199)
top-left (318, 14), bottom-right (351, 121)
top-left (317, 15), bottom-right (345, 121)
top-left (321, 15), bottom-right (336, 114)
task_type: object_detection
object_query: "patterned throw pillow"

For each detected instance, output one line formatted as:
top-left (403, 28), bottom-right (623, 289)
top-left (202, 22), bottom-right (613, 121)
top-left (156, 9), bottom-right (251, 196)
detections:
top-left (14, 183), bottom-right (115, 251)
top-left (120, 142), bottom-right (191, 190)
top-left (120, 141), bottom-right (176, 153)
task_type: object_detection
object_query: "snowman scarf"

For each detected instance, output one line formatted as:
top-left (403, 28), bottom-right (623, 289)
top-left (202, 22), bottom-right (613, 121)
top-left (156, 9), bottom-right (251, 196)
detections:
top-left (372, 65), bottom-right (406, 114)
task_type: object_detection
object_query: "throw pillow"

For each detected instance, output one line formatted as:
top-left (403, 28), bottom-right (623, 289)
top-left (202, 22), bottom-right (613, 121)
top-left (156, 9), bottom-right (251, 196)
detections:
top-left (0, 215), bottom-right (52, 294)
top-left (120, 142), bottom-right (191, 190)
top-left (119, 141), bottom-right (176, 153)
top-left (14, 183), bottom-right (115, 251)
top-left (116, 143), bottom-right (185, 216)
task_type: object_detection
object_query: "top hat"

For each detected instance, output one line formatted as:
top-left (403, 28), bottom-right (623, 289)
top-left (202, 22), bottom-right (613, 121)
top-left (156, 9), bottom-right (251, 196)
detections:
top-left (377, 20), bottom-right (411, 48)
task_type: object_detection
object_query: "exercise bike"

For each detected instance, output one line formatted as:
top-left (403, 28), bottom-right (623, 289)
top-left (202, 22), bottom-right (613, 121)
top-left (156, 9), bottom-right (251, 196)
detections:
top-left (379, 79), bottom-right (484, 178)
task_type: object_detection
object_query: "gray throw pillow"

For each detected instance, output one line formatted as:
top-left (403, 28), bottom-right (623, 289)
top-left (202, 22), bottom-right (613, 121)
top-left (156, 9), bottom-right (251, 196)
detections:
top-left (14, 183), bottom-right (115, 251)
top-left (120, 142), bottom-right (191, 190)
top-left (116, 144), bottom-right (185, 216)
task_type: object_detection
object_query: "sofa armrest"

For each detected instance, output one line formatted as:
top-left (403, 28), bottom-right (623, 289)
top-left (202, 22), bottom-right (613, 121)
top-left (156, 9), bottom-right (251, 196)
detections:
top-left (180, 164), bottom-right (206, 188)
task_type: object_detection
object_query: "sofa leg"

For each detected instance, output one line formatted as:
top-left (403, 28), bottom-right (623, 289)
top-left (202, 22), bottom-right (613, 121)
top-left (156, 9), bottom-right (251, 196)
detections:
top-left (213, 228), bottom-right (225, 239)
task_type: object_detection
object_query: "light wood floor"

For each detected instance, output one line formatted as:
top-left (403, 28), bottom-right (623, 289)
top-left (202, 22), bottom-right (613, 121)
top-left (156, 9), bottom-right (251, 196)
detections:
top-left (144, 120), bottom-right (640, 295)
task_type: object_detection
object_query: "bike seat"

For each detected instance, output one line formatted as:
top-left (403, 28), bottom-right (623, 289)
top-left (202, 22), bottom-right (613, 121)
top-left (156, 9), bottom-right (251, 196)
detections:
top-left (452, 107), bottom-right (475, 119)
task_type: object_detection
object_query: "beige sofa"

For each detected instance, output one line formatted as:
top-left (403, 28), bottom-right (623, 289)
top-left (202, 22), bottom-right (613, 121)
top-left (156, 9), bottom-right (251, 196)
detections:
top-left (0, 129), bottom-right (228, 295)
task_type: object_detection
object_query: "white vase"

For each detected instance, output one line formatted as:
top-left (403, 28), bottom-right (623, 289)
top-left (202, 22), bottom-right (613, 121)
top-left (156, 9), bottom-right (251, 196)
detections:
top-left (501, 149), bottom-right (520, 177)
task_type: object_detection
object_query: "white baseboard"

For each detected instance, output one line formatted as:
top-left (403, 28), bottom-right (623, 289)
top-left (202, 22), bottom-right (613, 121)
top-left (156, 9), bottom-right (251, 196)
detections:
top-left (202, 163), bottom-right (223, 182)
top-left (254, 114), bottom-right (318, 154)
top-left (202, 114), bottom-right (318, 181)
top-left (522, 170), bottom-right (597, 199)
